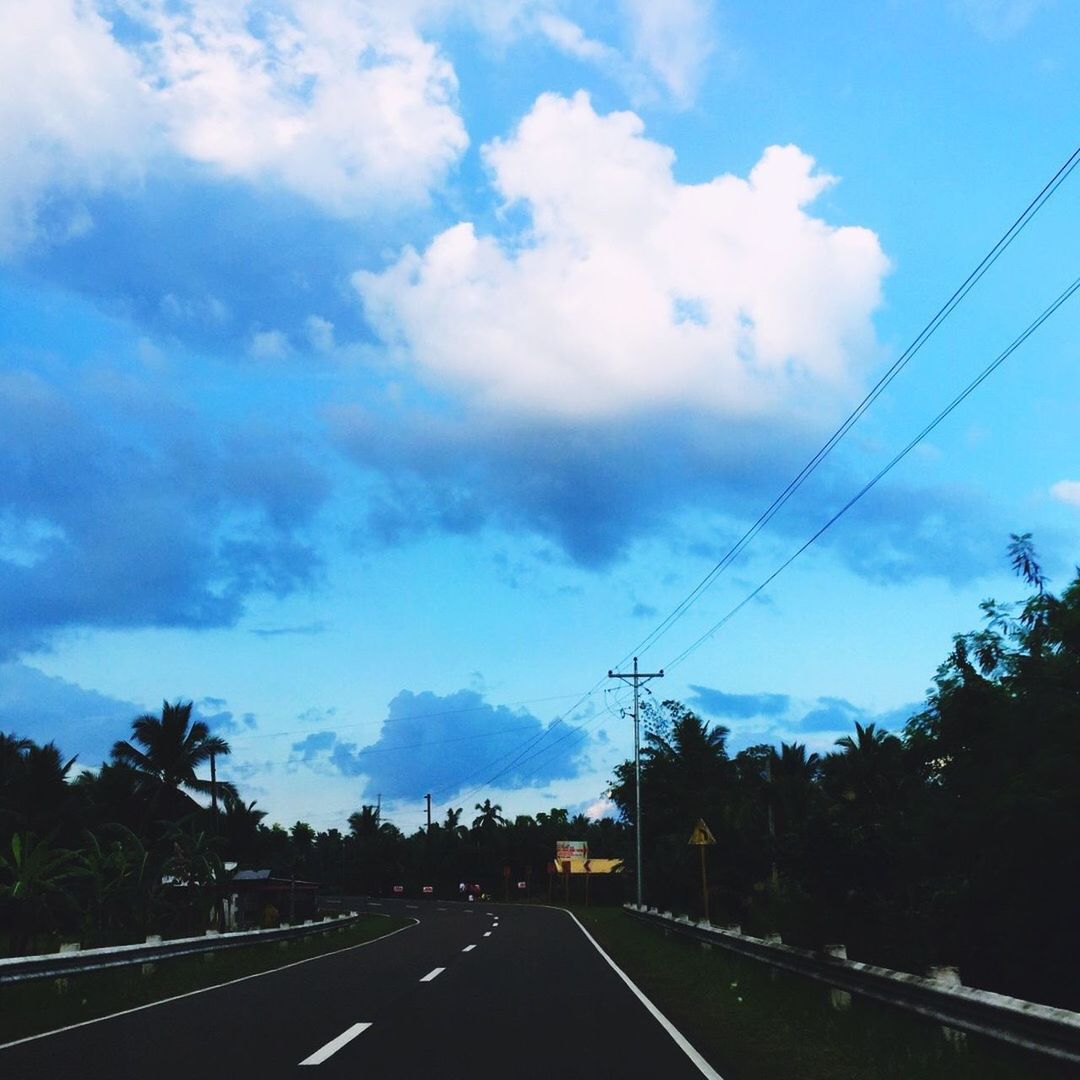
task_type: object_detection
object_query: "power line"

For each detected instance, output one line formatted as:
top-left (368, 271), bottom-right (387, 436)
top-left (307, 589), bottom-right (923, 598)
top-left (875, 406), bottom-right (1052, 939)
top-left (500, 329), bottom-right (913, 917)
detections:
top-left (663, 271), bottom-right (1080, 673)
top-left (612, 143), bottom-right (1080, 671)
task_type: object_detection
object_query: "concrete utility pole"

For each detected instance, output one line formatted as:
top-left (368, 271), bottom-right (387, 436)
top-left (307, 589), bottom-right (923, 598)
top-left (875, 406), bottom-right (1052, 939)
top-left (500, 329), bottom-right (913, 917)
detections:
top-left (608, 657), bottom-right (663, 908)
top-left (425, 793), bottom-right (432, 831)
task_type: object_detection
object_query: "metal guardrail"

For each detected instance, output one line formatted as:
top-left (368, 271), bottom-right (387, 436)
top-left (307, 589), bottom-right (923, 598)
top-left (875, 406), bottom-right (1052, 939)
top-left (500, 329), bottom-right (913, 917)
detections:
top-left (624, 904), bottom-right (1080, 1065)
top-left (0, 912), bottom-right (364, 985)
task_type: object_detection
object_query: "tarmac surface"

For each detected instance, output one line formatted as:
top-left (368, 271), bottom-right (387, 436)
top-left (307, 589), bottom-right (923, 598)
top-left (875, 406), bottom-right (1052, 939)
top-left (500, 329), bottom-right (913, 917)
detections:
top-left (0, 899), bottom-right (721, 1079)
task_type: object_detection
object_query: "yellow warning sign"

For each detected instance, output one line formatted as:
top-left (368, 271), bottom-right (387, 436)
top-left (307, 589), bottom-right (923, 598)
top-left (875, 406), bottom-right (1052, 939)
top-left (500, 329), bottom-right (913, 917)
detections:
top-left (688, 818), bottom-right (716, 846)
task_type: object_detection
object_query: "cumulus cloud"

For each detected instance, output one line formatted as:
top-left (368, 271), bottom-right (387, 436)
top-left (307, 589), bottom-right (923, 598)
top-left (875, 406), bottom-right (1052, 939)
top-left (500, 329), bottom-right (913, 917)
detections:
top-left (0, 0), bottom-right (152, 253)
top-left (288, 688), bottom-right (588, 799)
top-left (356, 91), bottom-right (888, 419)
top-left (0, 0), bottom-right (468, 254)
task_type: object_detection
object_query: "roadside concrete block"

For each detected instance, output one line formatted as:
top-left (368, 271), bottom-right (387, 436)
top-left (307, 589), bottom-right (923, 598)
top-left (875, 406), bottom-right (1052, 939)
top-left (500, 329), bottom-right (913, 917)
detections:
top-left (144, 935), bottom-right (162, 945)
top-left (763, 931), bottom-right (782, 945)
top-left (927, 965), bottom-right (963, 989)
top-left (58, 942), bottom-right (81, 954)
top-left (824, 943), bottom-right (848, 960)
top-left (830, 987), bottom-right (852, 1011)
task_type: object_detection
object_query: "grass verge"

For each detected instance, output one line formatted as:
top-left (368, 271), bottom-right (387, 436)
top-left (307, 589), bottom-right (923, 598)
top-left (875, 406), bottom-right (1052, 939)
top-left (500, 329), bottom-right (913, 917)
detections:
top-left (0, 913), bottom-right (412, 1047)
top-left (573, 906), bottom-right (1076, 1080)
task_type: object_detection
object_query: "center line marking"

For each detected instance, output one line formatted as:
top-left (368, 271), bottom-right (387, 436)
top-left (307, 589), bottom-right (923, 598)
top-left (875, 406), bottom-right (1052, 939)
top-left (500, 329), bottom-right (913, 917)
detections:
top-left (462, 944), bottom-right (476, 952)
top-left (483, 931), bottom-right (492, 937)
top-left (420, 967), bottom-right (445, 982)
top-left (299, 1022), bottom-right (371, 1066)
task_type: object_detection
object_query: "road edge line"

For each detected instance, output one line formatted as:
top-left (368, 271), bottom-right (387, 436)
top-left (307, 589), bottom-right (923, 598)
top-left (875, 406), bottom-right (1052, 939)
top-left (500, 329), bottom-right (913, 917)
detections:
top-left (563, 910), bottom-right (725, 1080)
top-left (0, 917), bottom-right (418, 1052)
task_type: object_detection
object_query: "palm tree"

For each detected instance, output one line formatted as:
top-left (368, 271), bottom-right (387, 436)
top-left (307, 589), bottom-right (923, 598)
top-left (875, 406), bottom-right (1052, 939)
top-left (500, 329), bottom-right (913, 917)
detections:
top-left (472, 799), bottom-right (505, 831)
top-left (110, 700), bottom-right (236, 827)
top-left (347, 805), bottom-right (381, 840)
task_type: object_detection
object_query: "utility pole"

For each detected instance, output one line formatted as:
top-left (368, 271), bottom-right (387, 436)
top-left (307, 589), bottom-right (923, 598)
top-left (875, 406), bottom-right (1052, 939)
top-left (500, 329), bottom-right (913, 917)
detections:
top-left (425, 793), bottom-right (432, 831)
top-left (608, 657), bottom-right (663, 908)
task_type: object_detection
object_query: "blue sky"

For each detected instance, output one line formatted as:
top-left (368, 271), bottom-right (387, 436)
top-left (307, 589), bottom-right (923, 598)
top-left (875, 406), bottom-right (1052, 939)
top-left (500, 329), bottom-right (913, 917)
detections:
top-left (1, 0), bottom-right (1078, 836)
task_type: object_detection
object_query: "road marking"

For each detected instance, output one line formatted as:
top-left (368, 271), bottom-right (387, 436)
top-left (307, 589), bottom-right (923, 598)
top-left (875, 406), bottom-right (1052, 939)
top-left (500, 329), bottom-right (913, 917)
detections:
top-left (486, 911), bottom-right (494, 916)
top-left (0, 918), bottom-right (419, 1052)
top-left (299, 1023), bottom-right (371, 1065)
top-left (406, 904), bottom-right (418, 909)
top-left (483, 931), bottom-right (492, 937)
top-left (437, 907), bottom-right (447, 911)
top-left (368, 902), bottom-right (383, 907)
top-left (462, 945), bottom-right (476, 952)
top-left (420, 967), bottom-right (445, 982)
top-left (564, 911), bottom-right (725, 1080)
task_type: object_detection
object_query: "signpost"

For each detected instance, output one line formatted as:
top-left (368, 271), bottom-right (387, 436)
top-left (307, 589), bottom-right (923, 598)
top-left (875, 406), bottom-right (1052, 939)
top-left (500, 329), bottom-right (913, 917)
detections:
top-left (688, 818), bottom-right (716, 923)
top-left (555, 840), bottom-right (587, 862)
top-left (584, 858), bottom-right (591, 907)
top-left (561, 859), bottom-right (571, 904)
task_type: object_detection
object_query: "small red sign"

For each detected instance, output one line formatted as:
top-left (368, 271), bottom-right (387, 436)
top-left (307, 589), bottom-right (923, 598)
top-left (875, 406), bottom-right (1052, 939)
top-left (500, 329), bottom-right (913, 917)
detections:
top-left (392, 885), bottom-right (404, 894)
top-left (422, 885), bottom-right (434, 894)
top-left (517, 881), bottom-right (526, 890)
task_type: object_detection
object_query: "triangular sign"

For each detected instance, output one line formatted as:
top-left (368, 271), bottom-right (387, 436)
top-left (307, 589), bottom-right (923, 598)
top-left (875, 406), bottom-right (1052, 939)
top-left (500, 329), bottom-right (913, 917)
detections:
top-left (688, 818), bottom-right (716, 846)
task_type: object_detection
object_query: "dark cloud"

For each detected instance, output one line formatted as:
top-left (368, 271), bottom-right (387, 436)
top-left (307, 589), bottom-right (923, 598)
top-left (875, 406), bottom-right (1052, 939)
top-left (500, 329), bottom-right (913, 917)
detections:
top-left (0, 663), bottom-right (140, 763)
top-left (687, 685), bottom-right (791, 719)
top-left (20, 177), bottom-right (381, 355)
top-left (329, 403), bottom-right (1008, 585)
top-left (195, 697), bottom-right (257, 736)
top-left (290, 689), bottom-right (589, 800)
top-left (0, 368), bottom-right (328, 659)
top-left (794, 696), bottom-right (920, 734)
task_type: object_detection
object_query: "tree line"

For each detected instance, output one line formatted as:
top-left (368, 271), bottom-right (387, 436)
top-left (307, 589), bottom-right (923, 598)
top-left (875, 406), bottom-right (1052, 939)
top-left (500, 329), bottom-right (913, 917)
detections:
top-left (609, 535), bottom-right (1080, 1011)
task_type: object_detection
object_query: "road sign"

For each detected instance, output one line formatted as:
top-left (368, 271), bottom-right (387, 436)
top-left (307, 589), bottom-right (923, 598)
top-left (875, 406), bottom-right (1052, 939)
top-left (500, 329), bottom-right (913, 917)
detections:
top-left (556, 840), bottom-right (587, 861)
top-left (422, 885), bottom-right (434, 894)
top-left (688, 818), bottom-right (716, 846)
top-left (517, 881), bottom-right (526, 890)
top-left (392, 885), bottom-right (404, 894)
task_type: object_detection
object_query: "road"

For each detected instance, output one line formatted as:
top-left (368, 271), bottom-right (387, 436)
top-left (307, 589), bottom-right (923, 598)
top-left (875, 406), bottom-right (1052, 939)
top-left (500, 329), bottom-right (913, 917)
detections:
top-left (0, 900), bottom-right (721, 1079)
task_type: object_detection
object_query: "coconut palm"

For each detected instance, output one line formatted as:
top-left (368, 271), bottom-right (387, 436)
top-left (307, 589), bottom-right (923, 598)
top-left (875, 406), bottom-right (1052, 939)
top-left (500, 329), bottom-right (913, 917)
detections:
top-left (110, 700), bottom-right (236, 824)
top-left (472, 799), bottom-right (505, 831)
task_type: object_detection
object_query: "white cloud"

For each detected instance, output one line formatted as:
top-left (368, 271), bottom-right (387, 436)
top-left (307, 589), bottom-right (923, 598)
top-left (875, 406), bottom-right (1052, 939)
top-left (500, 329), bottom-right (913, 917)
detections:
top-left (618, 0), bottom-right (716, 106)
top-left (0, 1), bottom-right (469, 253)
top-left (250, 329), bottom-right (290, 359)
top-left (305, 315), bottom-right (336, 352)
top-left (355, 91), bottom-right (889, 420)
top-left (131, 0), bottom-right (469, 214)
top-left (1050, 480), bottom-right (1080, 508)
top-left (952, 0), bottom-right (1050, 39)
top-left (0, 0), bottom-right (153, 253)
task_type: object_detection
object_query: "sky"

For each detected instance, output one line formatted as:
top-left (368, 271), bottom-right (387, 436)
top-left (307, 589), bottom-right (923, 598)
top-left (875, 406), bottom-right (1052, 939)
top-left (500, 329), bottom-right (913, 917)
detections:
top-left (1, 0), bottom-right (1078, 838)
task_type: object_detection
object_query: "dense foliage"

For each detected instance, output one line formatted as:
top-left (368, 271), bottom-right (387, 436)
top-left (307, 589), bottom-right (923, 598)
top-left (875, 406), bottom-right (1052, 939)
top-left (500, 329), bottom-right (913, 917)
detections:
top-left (608, 535), bottom-right (1080, 1009)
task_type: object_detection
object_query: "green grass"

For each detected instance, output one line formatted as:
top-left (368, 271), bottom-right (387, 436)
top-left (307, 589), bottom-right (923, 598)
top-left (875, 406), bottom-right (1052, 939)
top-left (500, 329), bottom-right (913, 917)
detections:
top-left (574, 907), bottom-right (1077, 1080)
top-left (0, 914), bottom-right (412, 1046)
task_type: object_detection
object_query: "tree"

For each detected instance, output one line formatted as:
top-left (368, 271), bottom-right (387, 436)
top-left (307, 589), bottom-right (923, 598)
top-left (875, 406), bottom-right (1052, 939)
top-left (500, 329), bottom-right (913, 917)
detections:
top-left (110, 700), bottom-right (236, 828)
top-left (472, 799), bottom-right (505, 832)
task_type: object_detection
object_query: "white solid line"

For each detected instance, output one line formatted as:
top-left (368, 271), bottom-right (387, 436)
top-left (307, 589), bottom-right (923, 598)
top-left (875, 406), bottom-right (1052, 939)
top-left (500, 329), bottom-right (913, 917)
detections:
top-left (564, 911), bottom-right (725, 1080)
top-left (483, 932), bottom-right (492, 938)
top-left (0, 918), bottom-right (418, 1052)
top-left (462, 945), bottom-right (476, 952)
top-left (486, 912), bottom-right (494, 916)
top-left (419, 967), bottom-right (445, 982)
top-left (299, 1022), bottom-right (371, 1066)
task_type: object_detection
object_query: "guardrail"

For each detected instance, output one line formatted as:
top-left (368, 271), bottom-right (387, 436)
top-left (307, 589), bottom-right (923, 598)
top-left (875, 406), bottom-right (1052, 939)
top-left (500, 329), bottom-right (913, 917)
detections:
top-left (0, 911), bottom-right (364, 985)
top-left (624, 904), bottom-right (1080, 1065)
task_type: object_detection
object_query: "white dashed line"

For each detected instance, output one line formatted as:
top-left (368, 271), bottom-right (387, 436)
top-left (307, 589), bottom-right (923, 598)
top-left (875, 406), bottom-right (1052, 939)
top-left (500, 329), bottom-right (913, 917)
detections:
top-left (483, 931), bottom-right (492, 937)
top-left (462, 944), bottom-right (476, 952)
top-left (420, 967), bottom-right (445, 982)
top-left (299, 1023), bottom-right (371, 1065)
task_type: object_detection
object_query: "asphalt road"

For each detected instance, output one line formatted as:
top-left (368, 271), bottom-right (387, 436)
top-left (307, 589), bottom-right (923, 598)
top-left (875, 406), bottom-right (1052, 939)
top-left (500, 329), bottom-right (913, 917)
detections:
top-left (0, 900), bottom-right (720, 1079)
